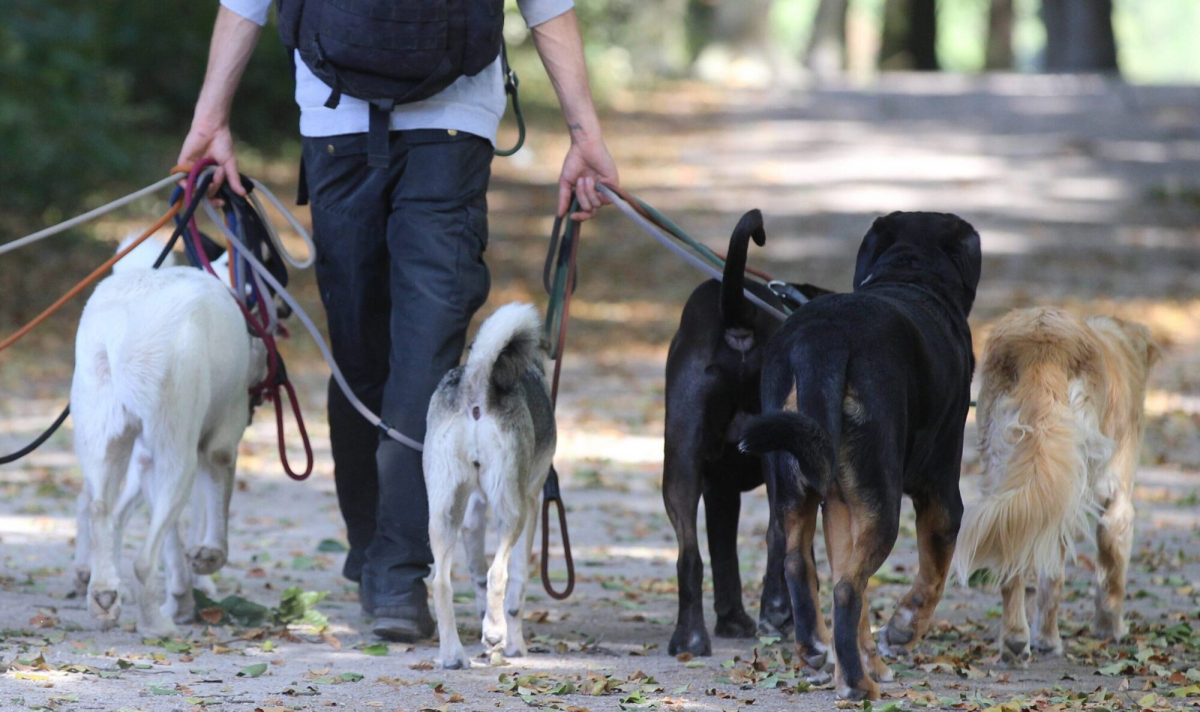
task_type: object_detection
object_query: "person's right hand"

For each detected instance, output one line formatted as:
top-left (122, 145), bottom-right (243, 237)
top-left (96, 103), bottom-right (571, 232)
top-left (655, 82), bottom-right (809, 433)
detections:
top-left (176, 119), bottom-right (246, 196)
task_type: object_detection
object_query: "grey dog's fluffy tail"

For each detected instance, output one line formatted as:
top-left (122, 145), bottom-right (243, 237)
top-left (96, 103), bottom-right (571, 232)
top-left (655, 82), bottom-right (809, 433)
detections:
top-left (720, 209), bottom-right (766, 328)
top-left (464, 303), bottom-right (544, 396)
top-left (739, 411), bottom-right (837, 497)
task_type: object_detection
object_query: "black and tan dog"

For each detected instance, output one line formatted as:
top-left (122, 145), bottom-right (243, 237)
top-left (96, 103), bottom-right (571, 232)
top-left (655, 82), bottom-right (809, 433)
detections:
top-left (740, 212), bottom-right (981, 699)
top-left (664, 210), bottom-right (830, 656)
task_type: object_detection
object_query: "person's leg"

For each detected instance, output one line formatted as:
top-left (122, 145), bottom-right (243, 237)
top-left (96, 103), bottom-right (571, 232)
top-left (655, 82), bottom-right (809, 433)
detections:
top-left (301, 135), bottom-right (392, 589)
top-left (364, 129), bottom-right (492, 639)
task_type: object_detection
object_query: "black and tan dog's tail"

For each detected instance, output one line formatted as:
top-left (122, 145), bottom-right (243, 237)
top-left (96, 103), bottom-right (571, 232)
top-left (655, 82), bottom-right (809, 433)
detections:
top-left (739, 411), bottom-right (837, 497)
top-left (720, 209), bottom-right (766, 328)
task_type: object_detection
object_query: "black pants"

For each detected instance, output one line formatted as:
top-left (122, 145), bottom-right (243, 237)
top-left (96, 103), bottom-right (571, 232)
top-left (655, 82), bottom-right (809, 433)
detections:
top-left (302, 129), bottom-right (492, 613)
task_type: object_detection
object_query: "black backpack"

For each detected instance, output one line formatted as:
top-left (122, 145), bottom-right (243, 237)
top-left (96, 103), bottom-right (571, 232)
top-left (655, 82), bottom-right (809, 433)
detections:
top-left (277, 0), bottom-right (510, 168)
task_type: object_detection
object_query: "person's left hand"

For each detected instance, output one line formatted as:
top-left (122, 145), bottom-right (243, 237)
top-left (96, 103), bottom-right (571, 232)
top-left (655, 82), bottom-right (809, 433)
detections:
top-left (557, 137), bottom-right (618, 222)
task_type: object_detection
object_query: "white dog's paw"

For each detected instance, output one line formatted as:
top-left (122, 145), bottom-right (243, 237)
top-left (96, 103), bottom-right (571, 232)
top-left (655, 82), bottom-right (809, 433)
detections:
top-left (74, 566), bottom-right (92, 597)
top-left (194, 574), bottom-right (219, 598)
top-left (138, 612), bottom-right (178, 639)
top-left (89, 586), bottom-right (122, 625)
top-left (439, 647), bottom-right (471, 670)
top-left (186, 546), bottom-right (226, 575)
top-left (162, 589), bottom-right (196, 625)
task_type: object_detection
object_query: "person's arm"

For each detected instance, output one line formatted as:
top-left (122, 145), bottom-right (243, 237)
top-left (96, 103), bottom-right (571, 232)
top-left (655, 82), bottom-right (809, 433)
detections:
top-left (530, 9), bottom-right (618, 221)
top-left (177, 5), bottom-right (264, 196)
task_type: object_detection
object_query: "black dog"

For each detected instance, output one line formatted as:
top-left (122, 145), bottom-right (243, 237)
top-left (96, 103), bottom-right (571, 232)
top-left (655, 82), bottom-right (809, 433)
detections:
top-left (740, 212), bottom-right (981, 700)
top-left (663, 210), bottom-right (830, 656)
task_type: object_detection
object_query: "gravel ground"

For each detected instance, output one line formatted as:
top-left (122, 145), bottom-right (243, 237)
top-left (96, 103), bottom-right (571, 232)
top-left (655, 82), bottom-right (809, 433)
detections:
top-left (2, 74), bottom-right (1200, 711)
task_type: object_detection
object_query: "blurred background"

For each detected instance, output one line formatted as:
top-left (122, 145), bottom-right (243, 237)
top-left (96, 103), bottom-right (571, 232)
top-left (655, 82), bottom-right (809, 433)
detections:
top-left (2, 3), bottom-right (1200, 706)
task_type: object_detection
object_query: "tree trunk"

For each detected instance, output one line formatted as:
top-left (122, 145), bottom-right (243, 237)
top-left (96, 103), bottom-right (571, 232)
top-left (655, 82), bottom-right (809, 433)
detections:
top-left (687, 0), bottom-right (774, 60)
top-left (806, 0), bottom-right (849, 77)
top-left (985, 0), bottom-right (1014, 70)
top-left (1042, 0), bottom-right (1119, 73)
top-left (880, 0), bottom-right (939, 71)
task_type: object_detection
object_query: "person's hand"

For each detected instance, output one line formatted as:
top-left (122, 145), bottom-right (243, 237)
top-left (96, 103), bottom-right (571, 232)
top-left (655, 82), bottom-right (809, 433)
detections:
top-left (557, 136), bottom-right (618, 222)
top-left (176, 118), bottom-right (246, 197)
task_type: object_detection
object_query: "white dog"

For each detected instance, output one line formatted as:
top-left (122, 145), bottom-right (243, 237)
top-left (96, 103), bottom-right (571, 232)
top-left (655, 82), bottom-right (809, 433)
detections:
top-left (424, 303), bottom-right (557, 669)
top-left (72, 237), bottom-right (264, 635)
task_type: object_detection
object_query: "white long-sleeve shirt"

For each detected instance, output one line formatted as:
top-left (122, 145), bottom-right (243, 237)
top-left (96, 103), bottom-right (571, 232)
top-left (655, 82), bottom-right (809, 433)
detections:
top-left (222, 0), bottom-right (573, 144)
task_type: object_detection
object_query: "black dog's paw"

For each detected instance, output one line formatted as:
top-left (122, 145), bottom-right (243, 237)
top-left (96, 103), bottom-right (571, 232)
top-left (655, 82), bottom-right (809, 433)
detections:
top-left (668, 626), bottom-right (712, 657)
top-left (756, 614), bottom-right (793, 639)
top-left (714, 611), bottom-right (757, 639)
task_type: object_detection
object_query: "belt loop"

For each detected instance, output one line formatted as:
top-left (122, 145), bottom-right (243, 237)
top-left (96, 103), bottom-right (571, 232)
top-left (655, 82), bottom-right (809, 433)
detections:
top-left (367, 100), bottom-right (394, 170)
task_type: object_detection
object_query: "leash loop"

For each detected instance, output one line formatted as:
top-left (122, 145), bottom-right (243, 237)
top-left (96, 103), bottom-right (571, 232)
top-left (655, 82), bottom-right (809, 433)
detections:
top-left (540, 466), bottom-right (575, 600)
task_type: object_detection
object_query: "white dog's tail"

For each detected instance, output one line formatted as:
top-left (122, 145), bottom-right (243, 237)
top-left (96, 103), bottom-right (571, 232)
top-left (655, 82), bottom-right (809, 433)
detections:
top-left (114, 232), bottom-right (175, 272)
top-left (953, 312), bottom-right (1112, 586)
top-left (463, 303), bottom-right (543, 402)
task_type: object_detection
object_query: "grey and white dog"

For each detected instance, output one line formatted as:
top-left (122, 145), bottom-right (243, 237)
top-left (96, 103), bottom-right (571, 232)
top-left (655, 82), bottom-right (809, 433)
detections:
top-left (423, 303), bottom-right (557, 669)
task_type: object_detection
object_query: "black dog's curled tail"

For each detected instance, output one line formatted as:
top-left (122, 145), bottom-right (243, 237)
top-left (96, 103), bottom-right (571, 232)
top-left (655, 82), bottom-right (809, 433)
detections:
top-left (739, 411), bottom-right (836, 497)
top-left (720, 209), bottom-right (766, 328)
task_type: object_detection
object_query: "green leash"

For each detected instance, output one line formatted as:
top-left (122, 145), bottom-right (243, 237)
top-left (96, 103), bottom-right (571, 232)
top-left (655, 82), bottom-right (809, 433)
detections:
top-left (494, 48), bottom-right (526, 158)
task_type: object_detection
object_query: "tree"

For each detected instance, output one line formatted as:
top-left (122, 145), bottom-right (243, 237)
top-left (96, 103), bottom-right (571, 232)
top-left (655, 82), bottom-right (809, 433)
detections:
top-left (806, 0), bottom-right (849, 77)
top-left (880, 0), bottom-right (938, 71)
top-left (1041, 0), bottom-right (1119, 73)
top-left (985, 0), bottom-right (1015, 70)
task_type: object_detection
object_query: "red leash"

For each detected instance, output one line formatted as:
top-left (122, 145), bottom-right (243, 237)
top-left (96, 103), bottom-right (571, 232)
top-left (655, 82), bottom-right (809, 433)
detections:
top-left (183, 161), bottom-right (314, 481)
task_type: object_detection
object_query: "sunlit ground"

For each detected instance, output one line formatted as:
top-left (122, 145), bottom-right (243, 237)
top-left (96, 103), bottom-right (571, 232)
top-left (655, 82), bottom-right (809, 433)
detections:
top-left (1, 74), bottom-right (1199, 711)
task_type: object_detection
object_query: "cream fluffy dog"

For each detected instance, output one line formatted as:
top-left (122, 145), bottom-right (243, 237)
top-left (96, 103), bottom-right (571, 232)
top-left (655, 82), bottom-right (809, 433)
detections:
top-left (953, 307), bottom-right (1158, 667)
top-left (423, 303), bottom-right (556, 669)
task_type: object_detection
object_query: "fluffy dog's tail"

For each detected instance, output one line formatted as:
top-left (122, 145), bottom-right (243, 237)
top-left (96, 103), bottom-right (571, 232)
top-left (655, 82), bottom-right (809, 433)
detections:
top-left (463, 303), bottom-right (544, 399)
top-left (739, 411), bottom-right (837, 496)
top-left (952, 310), bottom-right (1112, 586)
top-left (720, 209), bottom-right (766, 328)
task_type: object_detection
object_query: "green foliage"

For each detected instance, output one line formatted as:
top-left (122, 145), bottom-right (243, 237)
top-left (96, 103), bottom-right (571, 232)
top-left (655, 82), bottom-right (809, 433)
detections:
top-left (1, 0), bottom-right (295, 231)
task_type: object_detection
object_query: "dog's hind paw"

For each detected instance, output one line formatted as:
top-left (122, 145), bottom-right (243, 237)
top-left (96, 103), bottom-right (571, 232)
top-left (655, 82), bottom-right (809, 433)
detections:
top-left (74, 566), bottom-right (91, 597)
top-left (439, 649), bottom-right (471, 670)
top-left (186, 546), bottom-right (226, 575)
top-left (877, 621), bottom-right (916, 658)
top-left (714, 611), bottom-right (757, 639)
top-left (1000, 637), bottom-right (1030, 669)
top-left (668, 625), bottom-right (712, 657)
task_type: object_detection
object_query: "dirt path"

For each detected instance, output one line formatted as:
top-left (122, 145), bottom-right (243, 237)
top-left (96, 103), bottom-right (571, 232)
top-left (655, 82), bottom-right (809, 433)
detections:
top-left (2, 74), bottom-right (1200, 711)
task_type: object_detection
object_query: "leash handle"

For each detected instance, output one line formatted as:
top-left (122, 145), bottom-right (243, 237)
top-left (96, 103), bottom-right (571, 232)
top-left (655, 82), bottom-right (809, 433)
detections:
top-left (540, 466), bottom-right (575, 600)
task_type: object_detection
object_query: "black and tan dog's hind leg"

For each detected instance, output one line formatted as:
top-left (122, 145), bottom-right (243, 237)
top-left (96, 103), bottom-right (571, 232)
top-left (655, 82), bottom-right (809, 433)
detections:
top-left (822, 486), bottom-right (899, 701)
top-left (883, 444), bottom-right (964, 653)
top-left (778, 491), bottom-right (832, 681)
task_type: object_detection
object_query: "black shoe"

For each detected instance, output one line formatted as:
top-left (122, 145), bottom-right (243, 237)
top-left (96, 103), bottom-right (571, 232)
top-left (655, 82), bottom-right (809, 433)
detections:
top-left (372, 602), bottom-right (435, 643)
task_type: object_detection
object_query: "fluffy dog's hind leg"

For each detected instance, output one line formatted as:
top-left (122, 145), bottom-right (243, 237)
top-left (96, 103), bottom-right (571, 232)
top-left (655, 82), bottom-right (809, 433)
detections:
top-left (133, 443), bottom-right (196, 638)
top-left (482, 504), bottom-right (524, 653)
top-left (1094, 455), bottom-right (1135, 641)
top-left (999, 574), bottom-right (1031, 667)
top-left (81, 424), bottom-right (137, 628)
top-left (880, 487), bottom-right (962, 656)
top-left (1032, 561), bottom-right (1064, 655)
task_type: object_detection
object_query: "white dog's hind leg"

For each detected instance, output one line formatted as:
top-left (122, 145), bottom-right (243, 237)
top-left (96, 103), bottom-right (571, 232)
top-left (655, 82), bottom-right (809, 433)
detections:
top-left (80, 423), bottom-right (137, 628)
top-left (161, 523), bottom-right (195, 624)
top-left (502, 495), bottom-right (539, 657)
top-left (73, 489), bottom-right (92, 597)
top-left (133, 427), bottom-right (197, 638)
top-left (461, 491), bottom-right (489, 622)
top-left (188, 443), bottom-right (236, 575)
top-left (430, 486), bottom-right (471, 670)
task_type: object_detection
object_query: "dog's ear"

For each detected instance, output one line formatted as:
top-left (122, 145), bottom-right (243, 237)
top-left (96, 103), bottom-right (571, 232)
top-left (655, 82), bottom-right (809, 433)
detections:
top-left (853, 215), bottom-right (898, 289)
top-left (945, 219), bottom-right (982, 295)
